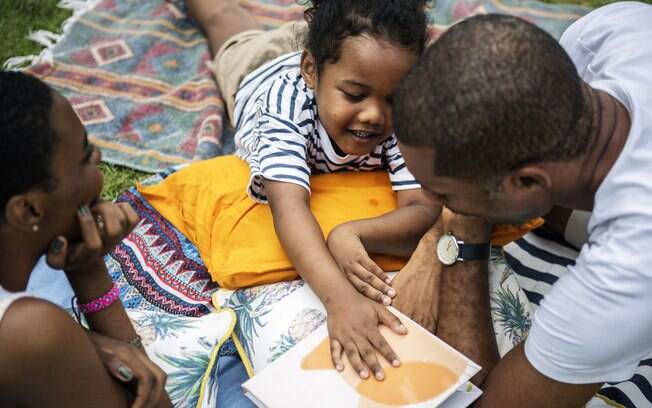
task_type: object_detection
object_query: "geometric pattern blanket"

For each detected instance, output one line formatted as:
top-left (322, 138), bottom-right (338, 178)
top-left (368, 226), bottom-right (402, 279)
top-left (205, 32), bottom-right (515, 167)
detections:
top-left (15, 0), bottom-right (590, 172)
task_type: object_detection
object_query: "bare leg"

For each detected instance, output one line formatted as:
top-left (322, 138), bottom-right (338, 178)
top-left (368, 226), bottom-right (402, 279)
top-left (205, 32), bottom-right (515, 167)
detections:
top-left (0, 298), bottom-right (133, 407)
top-left (186, 0), bottom-right (261, 56)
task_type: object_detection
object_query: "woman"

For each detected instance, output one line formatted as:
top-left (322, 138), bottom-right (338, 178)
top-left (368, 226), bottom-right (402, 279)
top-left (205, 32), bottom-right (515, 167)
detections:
top-left (0, 71), bottom-right (172, 408)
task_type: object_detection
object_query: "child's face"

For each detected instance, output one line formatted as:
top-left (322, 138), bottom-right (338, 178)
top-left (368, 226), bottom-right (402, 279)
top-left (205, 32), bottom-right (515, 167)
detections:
top-left (301, 35), bottom-right (418, 156)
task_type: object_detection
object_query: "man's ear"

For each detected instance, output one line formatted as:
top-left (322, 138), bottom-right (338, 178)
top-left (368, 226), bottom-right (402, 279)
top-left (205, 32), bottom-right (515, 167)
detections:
top-left (300, 49), bottom-right (317, 90)
top-left (4, 193), bottom-right (45, 232)
top-left (501, 164), bottom-right (552, 195)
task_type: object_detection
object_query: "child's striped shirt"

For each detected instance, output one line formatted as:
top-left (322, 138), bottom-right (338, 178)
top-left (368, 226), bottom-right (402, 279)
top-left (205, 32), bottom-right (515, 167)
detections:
top-left (233, 51), bottom-right (420, 203)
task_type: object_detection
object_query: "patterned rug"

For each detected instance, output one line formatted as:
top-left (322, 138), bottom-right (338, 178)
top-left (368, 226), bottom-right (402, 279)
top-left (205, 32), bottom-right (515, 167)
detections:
top-left (11, 0), bottom-right (590, 172)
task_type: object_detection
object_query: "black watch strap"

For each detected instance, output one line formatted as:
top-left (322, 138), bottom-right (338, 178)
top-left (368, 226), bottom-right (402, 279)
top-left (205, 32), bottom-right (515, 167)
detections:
top-left (458, 242), bottom-right (491, 261)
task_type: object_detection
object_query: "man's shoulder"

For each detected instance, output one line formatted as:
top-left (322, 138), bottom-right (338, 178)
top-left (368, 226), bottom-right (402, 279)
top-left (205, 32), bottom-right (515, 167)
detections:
top-left (562, 2), bottom-right (652, 55)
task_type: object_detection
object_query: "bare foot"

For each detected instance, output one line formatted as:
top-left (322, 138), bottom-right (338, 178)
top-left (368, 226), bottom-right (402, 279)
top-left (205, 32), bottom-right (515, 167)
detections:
top-left (185, 0), bottom-right (260, 55)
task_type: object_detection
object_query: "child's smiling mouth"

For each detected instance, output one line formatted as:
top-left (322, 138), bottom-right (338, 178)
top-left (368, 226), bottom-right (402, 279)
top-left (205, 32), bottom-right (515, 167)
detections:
top-left (349, 129), bottom-right (380, 142)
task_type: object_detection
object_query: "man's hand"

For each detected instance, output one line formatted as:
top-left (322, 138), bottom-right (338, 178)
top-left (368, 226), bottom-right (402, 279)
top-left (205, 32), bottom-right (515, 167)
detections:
top-left (88, 332), bottom-right (171, 408)
top-left (391, 223), bottom-right (443, 332)
top-left (327, 293), bottom-right (407, 380)
top-left (327, 225), bottom-right (396, 306)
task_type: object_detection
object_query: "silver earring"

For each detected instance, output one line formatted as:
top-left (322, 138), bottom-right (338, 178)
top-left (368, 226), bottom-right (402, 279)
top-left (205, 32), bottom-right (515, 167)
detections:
top-left (32, 224), bottom-right (39, 232)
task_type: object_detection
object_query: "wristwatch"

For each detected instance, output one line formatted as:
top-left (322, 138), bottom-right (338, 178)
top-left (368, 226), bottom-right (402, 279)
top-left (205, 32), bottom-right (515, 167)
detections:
top-left (436, 232), bottom-right (491, 266)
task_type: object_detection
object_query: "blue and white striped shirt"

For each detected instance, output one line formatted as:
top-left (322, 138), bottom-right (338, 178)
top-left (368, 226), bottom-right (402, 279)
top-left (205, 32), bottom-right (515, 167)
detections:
top-left (233, 52), bottom-right (420, 203)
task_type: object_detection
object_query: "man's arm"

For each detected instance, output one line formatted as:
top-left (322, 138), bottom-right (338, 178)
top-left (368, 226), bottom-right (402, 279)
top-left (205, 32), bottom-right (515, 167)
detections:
top-left (440, 210), bottom-right (602, 407)
top-left (478, 343), bottom-right (601, 407)
top-left (391, 222), bottom-right (442, 332)
top-left (436, 210), bottom-right (498, 384)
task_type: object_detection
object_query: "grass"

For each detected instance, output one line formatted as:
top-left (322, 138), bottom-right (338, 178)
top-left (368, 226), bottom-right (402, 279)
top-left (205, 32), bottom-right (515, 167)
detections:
top-left (4, 0), bottom-right (652, 200)
top-left (2, 0), bottom-right (149, 200)
top-left (98, 163), bottom-right (148, 201)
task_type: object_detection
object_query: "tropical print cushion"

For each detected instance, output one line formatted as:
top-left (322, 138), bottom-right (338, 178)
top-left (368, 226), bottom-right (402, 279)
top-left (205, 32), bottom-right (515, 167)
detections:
top-left (128, 308), bottom-right (236, 408)
top-left (213, 280), bottom-right (326, 375)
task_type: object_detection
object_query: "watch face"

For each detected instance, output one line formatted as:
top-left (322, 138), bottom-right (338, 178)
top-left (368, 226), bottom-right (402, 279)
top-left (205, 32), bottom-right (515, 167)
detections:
top-left (437, 234), bottom-right (460, 266)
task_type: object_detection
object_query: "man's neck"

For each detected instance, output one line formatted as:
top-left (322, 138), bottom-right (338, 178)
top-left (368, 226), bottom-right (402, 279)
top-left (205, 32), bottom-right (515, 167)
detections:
top-left (556, 86), bottom-right (631, 211)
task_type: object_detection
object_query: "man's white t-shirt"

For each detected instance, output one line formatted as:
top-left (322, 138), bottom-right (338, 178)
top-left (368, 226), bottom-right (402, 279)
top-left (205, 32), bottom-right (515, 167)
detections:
top-left (524, 2), bottom-right (652, 384)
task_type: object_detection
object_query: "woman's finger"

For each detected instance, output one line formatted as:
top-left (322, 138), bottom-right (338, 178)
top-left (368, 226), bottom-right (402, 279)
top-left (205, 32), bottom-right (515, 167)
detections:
top-left (133, 351), bottom-right (167, 408)
top-left (77, 205), bottom-right (103, 253)
top-left (101, 346), bottom-right (153, 408)
top-left (117, 202), bottom-right (140, 233)
top-left (45, 236), bottom-right (68, 270)
top-left (131, 363), bottom-right (155, 408)
top-left (104, 353), bottom-right (135, 383)
top-left (92, 201), bottom-right (117, 234)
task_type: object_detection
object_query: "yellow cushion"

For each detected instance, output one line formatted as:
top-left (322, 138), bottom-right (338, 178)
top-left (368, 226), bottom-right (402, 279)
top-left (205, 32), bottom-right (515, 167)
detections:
top-left (138, 155), bottom-right (542, 288)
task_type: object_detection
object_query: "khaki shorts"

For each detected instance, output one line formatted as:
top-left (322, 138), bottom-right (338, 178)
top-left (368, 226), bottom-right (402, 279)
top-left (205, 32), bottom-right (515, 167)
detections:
top-left (211, 21), bottom-right (308, 126)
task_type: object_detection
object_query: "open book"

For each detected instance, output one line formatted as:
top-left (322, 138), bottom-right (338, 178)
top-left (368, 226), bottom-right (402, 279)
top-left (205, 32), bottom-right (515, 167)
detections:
top-left (243, 307), bottom-right (482, 407)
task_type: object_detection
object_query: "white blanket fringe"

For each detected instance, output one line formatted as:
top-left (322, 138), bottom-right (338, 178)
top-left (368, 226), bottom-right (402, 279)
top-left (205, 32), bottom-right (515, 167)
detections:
top-left (3, 0), bottom-right (103, 70)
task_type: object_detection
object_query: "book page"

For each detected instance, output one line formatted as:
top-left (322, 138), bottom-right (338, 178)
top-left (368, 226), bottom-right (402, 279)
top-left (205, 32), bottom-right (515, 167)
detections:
top-left (243, 307), bottom-right (481, 407)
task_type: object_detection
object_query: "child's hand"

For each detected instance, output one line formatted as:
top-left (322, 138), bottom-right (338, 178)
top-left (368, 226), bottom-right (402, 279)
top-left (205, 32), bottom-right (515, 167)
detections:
top-left (327, 293), bottom-right (406, 380)
top-left (327, 226), bottom-right (396, 305)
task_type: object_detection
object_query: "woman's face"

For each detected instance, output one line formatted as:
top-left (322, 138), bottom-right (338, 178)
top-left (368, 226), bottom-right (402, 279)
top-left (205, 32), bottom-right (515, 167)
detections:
top-left (41, 90), bottom-right (104, 241)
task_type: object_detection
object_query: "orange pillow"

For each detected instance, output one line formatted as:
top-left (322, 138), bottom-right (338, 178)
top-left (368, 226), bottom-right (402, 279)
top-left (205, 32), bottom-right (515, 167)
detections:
top-left (138, 155), bottom-right (542, 288)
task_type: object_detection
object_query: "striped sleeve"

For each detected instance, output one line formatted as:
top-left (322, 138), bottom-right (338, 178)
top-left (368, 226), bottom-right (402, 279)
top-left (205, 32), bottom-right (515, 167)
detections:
top-left (382, 135), bottom-right (421, 190)
top-left (240, 75), bottom-right (314, 203)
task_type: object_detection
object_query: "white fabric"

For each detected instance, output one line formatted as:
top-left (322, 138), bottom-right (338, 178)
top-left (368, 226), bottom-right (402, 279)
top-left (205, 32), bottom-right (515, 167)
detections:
top-left (26, 256), bottom-right (74, 309)
top-left (233, 52), bottom-right (420, 203)
top-left (0, 284), bottom-right (30, 322)
top-left (563, 210), bottom-right (591, 249)
top-left (524, 2), bottom-right (652, 384)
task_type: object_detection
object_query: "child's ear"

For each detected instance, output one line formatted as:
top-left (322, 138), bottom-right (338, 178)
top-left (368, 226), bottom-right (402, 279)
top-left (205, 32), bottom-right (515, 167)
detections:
top-left (300, 49), bottom-right (317, 89)
top-left (4, 193), bottom-right (45, 232)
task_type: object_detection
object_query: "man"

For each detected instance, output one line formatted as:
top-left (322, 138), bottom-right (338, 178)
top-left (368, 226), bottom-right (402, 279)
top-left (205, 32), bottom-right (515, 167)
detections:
top-left (392, 2), bottom-right (652, 406)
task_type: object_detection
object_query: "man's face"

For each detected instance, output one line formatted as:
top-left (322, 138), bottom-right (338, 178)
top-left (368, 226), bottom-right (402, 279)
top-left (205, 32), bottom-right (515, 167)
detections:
top-left (399, 143), bottom-right (553, 224)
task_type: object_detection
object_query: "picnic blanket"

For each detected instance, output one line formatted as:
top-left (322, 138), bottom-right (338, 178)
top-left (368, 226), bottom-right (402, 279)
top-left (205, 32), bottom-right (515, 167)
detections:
top-left (7, 0), bottom-right (590, 172)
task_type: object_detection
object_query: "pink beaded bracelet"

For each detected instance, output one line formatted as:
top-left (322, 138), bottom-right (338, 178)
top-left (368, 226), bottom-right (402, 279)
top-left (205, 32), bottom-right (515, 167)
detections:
top-left (78, 282), bottom-right (120, 315)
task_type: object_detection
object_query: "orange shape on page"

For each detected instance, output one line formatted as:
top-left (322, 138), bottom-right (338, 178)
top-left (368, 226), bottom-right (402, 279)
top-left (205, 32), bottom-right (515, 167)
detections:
top-left (301, 337), bottom-right (333, 370)
top-left (356, 361), bottom-right (457, 405)
top-left (302, 338), bottom-right (458, 406)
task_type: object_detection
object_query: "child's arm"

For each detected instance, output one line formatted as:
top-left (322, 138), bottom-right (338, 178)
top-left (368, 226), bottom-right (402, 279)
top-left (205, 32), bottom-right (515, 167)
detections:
top-left (264, 179), bottom-right (407, 381)
top-left (327, 188), bottom-right (441, 303)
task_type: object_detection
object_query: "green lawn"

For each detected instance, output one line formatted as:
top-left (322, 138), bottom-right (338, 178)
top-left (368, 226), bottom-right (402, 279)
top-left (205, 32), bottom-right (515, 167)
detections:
top-left (3, 0), bottom-right (651, 199)
top-left (1, 0), bottom-right (148, 200)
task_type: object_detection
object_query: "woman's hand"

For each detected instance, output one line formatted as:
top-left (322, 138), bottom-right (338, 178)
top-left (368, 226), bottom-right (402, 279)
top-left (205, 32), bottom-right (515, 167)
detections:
top-left (327, 225), bottom-right (396, 305)
top-left (88, 332), bottom-right (170, 408)
top-left (46, 200), bottom-right (140, 277)
top-left (327, 292), bottom-right (406, 380)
